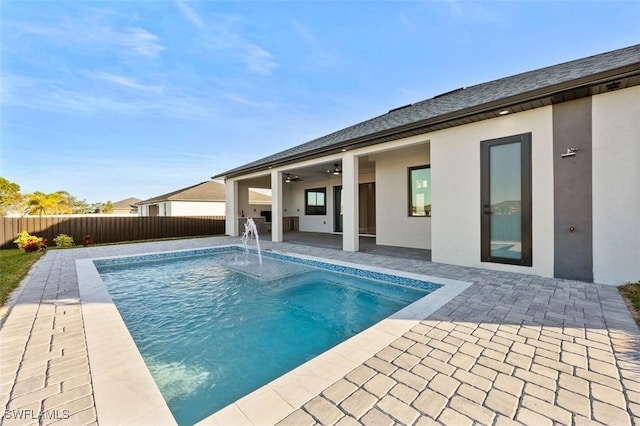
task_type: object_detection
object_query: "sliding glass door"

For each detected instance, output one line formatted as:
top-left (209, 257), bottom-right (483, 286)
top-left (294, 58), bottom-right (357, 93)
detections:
top-left (480, 133), bottom-right (532, 266)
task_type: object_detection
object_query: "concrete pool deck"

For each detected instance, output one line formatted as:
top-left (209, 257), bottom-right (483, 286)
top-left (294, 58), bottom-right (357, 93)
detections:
top-left (1, 236), bottom-right (639, 425)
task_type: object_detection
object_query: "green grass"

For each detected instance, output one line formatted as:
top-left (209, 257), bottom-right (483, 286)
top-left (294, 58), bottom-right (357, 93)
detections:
top-left (0, 249), bottom-right (43, 306)
top-left (619, 281), bottom-right (640, 327)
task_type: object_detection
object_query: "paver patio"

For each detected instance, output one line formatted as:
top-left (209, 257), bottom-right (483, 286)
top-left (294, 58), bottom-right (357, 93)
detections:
top-left (1, 236), bottom-right (639, 425)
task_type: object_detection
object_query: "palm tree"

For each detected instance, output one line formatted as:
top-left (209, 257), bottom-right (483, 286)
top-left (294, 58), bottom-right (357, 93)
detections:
top-left (0, 177), bottom-right (23, 216)
top-left (26, 191), bottom-right (73, 216)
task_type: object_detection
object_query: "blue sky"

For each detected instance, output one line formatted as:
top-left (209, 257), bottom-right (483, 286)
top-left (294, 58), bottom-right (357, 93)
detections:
top-left (1, 1), bottom-right (638, 203)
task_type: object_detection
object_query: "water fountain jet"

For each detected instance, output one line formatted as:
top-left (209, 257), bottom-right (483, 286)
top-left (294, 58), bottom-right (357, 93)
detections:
top-left (241, 218), bottom-right (262, 265)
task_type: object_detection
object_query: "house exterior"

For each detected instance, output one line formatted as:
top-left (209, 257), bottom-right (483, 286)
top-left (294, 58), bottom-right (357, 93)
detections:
top-left (111, 198), bottom-right (141, 215)
top-left (214, 45), bottom-right (640, 286)
top-left (137, 180), bottom-right (227, 217)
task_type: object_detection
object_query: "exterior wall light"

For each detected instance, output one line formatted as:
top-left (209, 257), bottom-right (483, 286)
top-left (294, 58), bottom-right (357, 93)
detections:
top-left (561, 147), bottom-right (579, 158)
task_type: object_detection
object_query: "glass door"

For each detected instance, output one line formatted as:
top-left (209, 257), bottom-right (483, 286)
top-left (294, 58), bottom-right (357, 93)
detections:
top-left (334, 185), bottom-right (343, 232)
top-left (480, 133), bottom-right (532, 266)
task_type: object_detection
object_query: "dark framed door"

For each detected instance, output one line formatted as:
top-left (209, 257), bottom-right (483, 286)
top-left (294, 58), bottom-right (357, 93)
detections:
top-left (480, 133), bottom-right (532, 266)
top-left (334, 185), bottom-right (343, 232)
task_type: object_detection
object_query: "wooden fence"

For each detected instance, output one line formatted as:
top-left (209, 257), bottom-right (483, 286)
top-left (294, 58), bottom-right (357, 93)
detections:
top-left (1, 216), bottom-right (226, 249)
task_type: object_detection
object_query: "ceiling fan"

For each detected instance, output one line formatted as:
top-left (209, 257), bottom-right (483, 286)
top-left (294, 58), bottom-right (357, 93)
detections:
top-left (284, 174), bottom-right (303, 183)
top-left (325, 163), bottom-right (341, 175)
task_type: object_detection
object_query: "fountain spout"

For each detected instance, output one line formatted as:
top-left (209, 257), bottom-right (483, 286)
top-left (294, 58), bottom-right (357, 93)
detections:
top-left (241, 218), bottom-right (262, 265)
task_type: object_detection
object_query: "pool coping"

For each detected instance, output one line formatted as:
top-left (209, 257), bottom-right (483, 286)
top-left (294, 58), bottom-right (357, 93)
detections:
top-left (76, 245), bottom-right (472, 426)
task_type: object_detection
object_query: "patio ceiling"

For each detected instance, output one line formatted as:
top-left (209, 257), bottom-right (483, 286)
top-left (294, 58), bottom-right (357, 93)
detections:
top-left (281, 156), bottom-right (375, 184)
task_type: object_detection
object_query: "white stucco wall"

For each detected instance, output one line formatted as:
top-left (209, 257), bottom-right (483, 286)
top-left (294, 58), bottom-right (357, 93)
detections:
top-left (592, 86), bottom-right (640, 285)
top-left (138, 204), bottom-right (162, 216)
top-left (237, 181), bottom-right (250, 217)
top-left (168, 201), bottom-right (226, 216)
top-left (431, 107), bottom-right (555, 277)
top-left (372, 144), bottom-right (431, 249)
top-left (289, 176), bottom-right (342, 233)
top-left (282, 170), bottom-right (375, 234)
top-left (138, 201), bottom-right (226, 216)
top-left (282, 182), bottom-right (296, 217)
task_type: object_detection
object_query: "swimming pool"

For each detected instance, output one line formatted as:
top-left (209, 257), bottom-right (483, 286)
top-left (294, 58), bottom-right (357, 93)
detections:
top-left (94, 247), bottom-right (439, 425)
top-left (77, 244), bottom-right (472, 425)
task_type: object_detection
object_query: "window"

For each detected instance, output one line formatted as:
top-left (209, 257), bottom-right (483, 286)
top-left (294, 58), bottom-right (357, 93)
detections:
top-left (409, 166), bottom-right (431, 217)
top-left (305, 188), bottom-right (326, 215)
top-left (480, 133), bottom-right (532, 266)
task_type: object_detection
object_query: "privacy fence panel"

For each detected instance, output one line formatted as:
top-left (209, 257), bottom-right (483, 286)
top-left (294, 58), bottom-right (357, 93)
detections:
top-left (0, 216), bottom-right (225, 249)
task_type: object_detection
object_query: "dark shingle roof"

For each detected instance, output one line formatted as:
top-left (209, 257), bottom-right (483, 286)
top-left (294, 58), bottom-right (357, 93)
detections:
top-left (112, 198), bottom-right (142, 209)
top-left (138, 181), bottom-right (226, 204)
top-left (214, 44), bottom-right (640, 179)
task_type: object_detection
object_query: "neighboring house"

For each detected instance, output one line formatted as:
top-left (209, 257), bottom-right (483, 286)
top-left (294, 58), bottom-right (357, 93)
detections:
top-left (111, 198), bottom-right (141, 215)
top-left (214, 45), bottom-right (640, 286)
top-left (137, 181), bottom-right (227, 217)
top-left (137, 180), bottom-right (272, 217)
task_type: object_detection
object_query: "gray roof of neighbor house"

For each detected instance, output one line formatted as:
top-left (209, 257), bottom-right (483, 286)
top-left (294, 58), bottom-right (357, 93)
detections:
top-left (214, 44), bottom-right (640, 180)
top-left (137, 181), bottom-right (226, 204)
top-left (112, 198), bottom-right (142, 210)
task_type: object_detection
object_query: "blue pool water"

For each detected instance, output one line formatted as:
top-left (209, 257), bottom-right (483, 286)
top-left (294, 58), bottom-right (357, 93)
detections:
top-left (96, 249), bottom-right (438, 425)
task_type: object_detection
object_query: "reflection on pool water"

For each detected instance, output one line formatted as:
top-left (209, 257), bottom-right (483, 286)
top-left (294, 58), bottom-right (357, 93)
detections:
top-left (95, 248), bottom-right (441, 425)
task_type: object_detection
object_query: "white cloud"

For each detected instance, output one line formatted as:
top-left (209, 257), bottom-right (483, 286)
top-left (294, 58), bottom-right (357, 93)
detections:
top-left (203, 17), bottom-right (278, 75)
top-left (89, 71), bottom-right (162, 93)
top-left (240, 44), bottom-right (278, 75)
top-left (117, 27), bottom-right (165, 58)
top-left (175, 0), bottom-right (203, 28)
top-left (1, 73), bottom-right (217, 120)
top-left (15, 18), bottom-right (165, 58)
top-left (290, 19), bottom-right (316, 45)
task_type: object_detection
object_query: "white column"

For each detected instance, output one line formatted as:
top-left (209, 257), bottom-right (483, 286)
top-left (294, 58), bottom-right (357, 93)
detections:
top-left (225, 179), bottom-right (239, 236)
top-left (271, 170), bottom-right (283, 242)
top-left (342, 153), bottom-right (359, 252)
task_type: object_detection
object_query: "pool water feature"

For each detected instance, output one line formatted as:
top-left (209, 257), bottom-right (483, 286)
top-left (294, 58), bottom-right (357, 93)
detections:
top-left (241, 217), bottom-right (262, 265)
top-left (94, 247), bottom-right (441, 425)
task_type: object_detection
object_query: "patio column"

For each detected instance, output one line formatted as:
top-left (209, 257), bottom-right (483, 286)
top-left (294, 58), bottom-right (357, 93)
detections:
top-left (225, 179), bottom-right (239, 236)
top-left (342, 152), bottom-right (359, 252)
top-left (271, 170), bottom-right (283, 242)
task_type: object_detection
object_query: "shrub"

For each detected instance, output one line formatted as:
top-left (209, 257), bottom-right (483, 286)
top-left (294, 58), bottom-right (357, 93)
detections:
top-left (82, 235), bottom-right (93, 246)
top-left (22, 240), bottom-right (41, 253)
top-left (13, 231), bottom-right (44, 253)
top-left (53, 234), bottom-right (74, 248)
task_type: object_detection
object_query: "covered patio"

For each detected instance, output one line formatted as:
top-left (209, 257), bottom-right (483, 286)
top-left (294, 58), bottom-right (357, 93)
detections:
top-left (282, 231), bottom-right (431, 261)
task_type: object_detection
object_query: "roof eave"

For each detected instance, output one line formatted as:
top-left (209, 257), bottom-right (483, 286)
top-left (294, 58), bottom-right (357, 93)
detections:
top-left (214, 63), bottom-right (640, 181)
